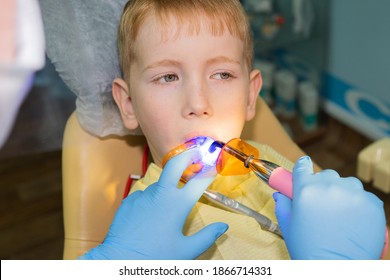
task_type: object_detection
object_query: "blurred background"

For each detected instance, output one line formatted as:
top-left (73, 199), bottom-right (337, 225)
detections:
top-left (1, 0), bottom-right (389, 259)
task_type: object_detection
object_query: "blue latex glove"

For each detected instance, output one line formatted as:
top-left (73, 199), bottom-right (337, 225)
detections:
top-left (80, 148), bottom-right (228, 259)
top-left (274, 156), bottom-right (386, 259)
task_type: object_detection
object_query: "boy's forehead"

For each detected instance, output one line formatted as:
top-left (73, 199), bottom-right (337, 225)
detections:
top-left (129, 15), bottom-right (247, 76)
top-left (133, 14), bottom-right (244, 63)
top-left (125, 7), bottom-right (251, 73)
top-left (119, 1), bottom-right (253, 80)
top-left (138, 11), bottom-right (234, 42)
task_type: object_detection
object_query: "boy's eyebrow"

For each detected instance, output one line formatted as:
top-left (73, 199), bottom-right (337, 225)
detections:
top-left (206, 56), bottom-right (241, 66)
top-left (142, 56), bottom-right (241, 73)
top-left (142, 59), bottom-right (181, 73)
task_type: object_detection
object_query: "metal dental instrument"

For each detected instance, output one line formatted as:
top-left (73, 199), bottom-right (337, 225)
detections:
top-left (202, 189), bottom-right (283, 237)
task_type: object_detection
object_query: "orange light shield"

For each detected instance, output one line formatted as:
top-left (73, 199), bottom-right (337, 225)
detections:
top-left (162, 137), bottom-right (260, 182)
top-left (162, 136), bottom-right (220, 183)
top-left (216, 138), bottom-right (259, 176)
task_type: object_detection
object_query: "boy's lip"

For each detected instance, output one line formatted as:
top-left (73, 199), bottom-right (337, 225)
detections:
top-left (183, 132), bottom-right (218, 143)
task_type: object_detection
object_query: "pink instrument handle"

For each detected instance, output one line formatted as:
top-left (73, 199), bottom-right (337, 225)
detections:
top-left (268, 166), bottom-right (388, 259)
top-left (268, 167), bottom-right (293, 199)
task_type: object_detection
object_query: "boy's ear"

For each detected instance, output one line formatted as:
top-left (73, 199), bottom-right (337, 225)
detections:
top-left (245, 69), bottom-right (262, 121)
top-left (112, 78), bottom-right (139, 130)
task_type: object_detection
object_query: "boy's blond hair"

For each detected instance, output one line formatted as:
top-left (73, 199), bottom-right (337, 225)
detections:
top-left (117, 0), bottom-right (253, 83)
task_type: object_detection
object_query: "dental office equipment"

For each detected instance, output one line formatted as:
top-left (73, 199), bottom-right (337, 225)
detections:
top-left (163, 136), bottom-right (389, 254)
top-left (213, 138), bottom-right (388, 258)
top-left (213, 138), bottom-right (293, 198)
top-left (162, 136), bottom-right (283, 237)
top-left (162, 136), bottom-right (221, 183)
top-left (203, 189), bottom-right (282, 237)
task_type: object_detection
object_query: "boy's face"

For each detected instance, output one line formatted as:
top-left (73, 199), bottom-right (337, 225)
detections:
top-left (113, 14), bottom-right (262, 166)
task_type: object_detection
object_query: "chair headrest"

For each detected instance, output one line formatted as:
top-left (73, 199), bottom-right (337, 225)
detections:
top-left (39, 0), bottom-right (142, 137)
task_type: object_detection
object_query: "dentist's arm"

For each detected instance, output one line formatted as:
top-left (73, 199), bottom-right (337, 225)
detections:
top-left (274, 156), bottom-right (387, 259)
top-left (80, 148), bottom-right (228, 260)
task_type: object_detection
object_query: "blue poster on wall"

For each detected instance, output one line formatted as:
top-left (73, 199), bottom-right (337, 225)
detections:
top-left (323, 74), bottom-right (390, 140)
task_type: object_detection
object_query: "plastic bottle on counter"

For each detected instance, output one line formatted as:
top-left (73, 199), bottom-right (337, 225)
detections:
top-left (298, 80), bottom-right (319, 131)
top-left (274, 69), bottom-right (297, 118)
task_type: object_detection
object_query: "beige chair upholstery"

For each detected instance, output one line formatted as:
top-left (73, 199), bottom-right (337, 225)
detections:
top-left (62, 97), bottom-right (307, 259)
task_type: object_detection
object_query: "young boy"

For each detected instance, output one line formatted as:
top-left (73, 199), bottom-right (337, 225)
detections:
top-left (82, 0), bottom-right (386, 260)
top-left (112, 0), bottom-right (289, 259)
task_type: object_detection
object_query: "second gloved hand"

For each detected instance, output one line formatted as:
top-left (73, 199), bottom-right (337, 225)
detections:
top-left (80, 148), bottom-right (228, 260)
top-left (274, 156), bottom-right (386, 259)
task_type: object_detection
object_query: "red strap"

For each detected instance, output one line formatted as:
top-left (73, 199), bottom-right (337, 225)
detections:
top-left (122, 144), bottom-right (149, 199)
top-left (122, 177), bottom-right (134, 199)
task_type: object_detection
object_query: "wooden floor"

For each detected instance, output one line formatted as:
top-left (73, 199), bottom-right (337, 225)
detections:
top-left (0, 150), bottom-right (63, 259)
top-left (0, 116), bottom-right (389, 260)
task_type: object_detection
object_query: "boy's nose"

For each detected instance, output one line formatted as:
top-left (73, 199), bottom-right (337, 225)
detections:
top-left (182, 83), bottom-right (213, 118)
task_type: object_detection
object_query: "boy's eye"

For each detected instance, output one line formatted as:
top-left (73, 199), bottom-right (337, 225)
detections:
top-left (155, 74), bottom-right (179, 83)
top-left (212, 72), bottom-right (234, 80)
top-left (164, 74), bottom-right (178, 82)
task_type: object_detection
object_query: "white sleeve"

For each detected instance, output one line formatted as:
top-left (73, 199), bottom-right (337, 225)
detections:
top-left (0, 0), bottom-right (45, 149)
top-left (16, 0), bottom-right (46, 70)
top-left (0, 0), bottom-right (45, 71)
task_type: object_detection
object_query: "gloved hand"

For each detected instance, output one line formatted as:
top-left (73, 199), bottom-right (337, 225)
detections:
top-left (80, 148), bottom-right (228, 260)
top-left (274, 156), bottom-right (386, 259)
